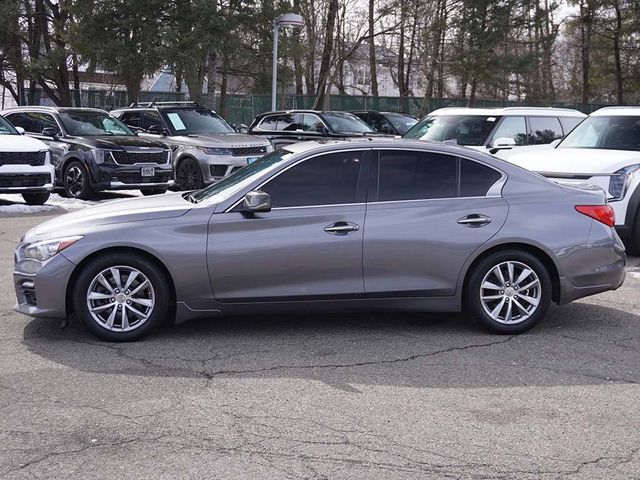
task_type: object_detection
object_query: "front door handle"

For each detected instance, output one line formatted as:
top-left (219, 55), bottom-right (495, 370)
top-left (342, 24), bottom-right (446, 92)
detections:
top-left (324, 221), bottom-right (360, 235)
top-left (457, 214), bottom-right (492, 227)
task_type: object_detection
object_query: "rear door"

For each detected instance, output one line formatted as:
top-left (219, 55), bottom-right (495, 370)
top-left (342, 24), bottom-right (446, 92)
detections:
top-left (363, 149), bottom-right (509, 296)
top-left (208, 149), bottom-right (369, 301)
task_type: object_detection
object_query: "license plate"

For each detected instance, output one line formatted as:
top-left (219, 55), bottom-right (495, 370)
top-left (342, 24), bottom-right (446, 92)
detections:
top-left (141, 166), bottom-right (155, 177)
top-left (246, 157), bottom-right (258, 165)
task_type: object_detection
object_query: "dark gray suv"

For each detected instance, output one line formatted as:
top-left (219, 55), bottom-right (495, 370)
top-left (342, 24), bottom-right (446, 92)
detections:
top-left (1, 107), bottom-right (173, 199)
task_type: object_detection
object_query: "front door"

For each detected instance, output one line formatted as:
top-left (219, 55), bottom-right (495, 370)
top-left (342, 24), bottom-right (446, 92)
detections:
top-left (364, 149), bottom-right (509, 296)
top-left (208, 149), bottom-right (369, 301)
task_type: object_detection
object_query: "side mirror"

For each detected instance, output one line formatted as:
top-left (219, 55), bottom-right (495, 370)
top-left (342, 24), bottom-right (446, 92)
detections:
top-left (491, 137), bottom-right (516, 149)
top-left (15, 126), bottom-right (25, 135)
top-left (41, 127), bottom-right (60, 140)
top-left (147, 124), bottom-right (168, 136)
top-left (235, 124), bottom-right (249, 134)
top-left (242, 190), bottom-right (271, 213)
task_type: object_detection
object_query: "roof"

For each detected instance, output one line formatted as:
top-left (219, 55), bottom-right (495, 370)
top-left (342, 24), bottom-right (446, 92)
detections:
top-left (0, 106), bottom-right (108, 114)
top-left (428, 107), bottom-right (587, 117)
top-left (351, 111), bottom-right (417, 117)
top-left (257, 110), bottom-right (358, 116)
top-left (590, 106), bottom-right (640, 117)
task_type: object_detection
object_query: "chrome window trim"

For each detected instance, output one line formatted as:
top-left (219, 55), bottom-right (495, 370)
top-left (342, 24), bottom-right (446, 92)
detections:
top-left (224, 147), bottom-right (369, 212)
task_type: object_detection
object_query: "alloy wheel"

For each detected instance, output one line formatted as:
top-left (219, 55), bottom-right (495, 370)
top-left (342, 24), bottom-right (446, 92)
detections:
top-left (479, 261), bottom-right (542, 325)
top-left (66, 166), bottom-right (84, 197)
top-left (86, 266), bottom-right (155, 332)
top-left (177, 161), bottom-right (200, 190)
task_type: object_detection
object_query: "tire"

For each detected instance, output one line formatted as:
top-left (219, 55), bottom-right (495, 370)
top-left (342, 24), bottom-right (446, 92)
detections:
top-left (176, 158), bottom-right (204, 191)
top-left (465, 249), bottom-right (552, 334)
top-left (72, 252), bottom-right (171, 341)
top-left (22, 191), bottom-right (50, 205)
top-left (627, 210), bottom-right (640, 256)
top-left (64, 160), bottom-right (94, 200)
top-left (140, 188), bottom-right (168, 196)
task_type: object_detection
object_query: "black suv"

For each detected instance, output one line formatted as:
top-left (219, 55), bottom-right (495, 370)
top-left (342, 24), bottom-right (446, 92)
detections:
top-left (351, 111), bottom-right (418, 135)
top-left (1, 107), bottom-right (173, 199)
top-left (248, 110), bottom-right (379, 148)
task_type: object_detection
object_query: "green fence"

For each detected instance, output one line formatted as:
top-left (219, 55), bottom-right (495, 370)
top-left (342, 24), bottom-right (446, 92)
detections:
top-left (22, 88), bottom-right (612, 126)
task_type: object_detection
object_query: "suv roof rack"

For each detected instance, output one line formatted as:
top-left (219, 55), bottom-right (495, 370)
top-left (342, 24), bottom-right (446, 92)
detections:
top-left (128, 101), bottom-right (200, 108)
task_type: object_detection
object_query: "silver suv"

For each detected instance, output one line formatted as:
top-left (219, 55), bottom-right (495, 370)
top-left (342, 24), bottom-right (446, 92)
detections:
top-left (112, 102), bottom-right (273, 190)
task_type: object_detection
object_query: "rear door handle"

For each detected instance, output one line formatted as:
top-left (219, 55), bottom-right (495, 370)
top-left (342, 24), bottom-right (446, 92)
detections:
top-left (457, 214), bottom-right (492, 227)
top-left (324, 221), bottom-right (360, 235)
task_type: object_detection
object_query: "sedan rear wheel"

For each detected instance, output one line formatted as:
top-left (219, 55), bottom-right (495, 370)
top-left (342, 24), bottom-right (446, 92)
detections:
top-left (73, 253), bottom-right (170, 341)
top-left (466, 250), bottom-right (552, 334)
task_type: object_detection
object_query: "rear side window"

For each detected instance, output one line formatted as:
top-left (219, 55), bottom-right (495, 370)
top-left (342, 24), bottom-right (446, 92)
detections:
top-left (559, 117), bottom-right (583, 135)
top-left (262, 151), bottom-right (363, 208)
top-left (377, 150), bottom-right (502, 201)
top-left (258, 115), bottom-right (279, 131)
top-left (528, 116), bottom-right (563, 144)
top-left (378, 151), bottom-right (457, 201)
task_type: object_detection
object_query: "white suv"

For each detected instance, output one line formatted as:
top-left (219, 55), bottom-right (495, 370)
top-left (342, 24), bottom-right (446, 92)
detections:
top-left (509, 107), bottom-right (640, 252)
top-left (404, 107), bottom-right (586, 159)
top-left (0, 116), bottom-right (54, 205)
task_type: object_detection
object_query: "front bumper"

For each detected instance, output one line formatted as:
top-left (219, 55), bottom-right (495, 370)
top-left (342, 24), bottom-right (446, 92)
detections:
top-left (13, 253), bottom-right (76, 319)
top-left (92, 163), bottom-right (174, 190)
top-left (189, 151), bottom-right (264, 185)
top-left (0, 164), bottom-right (55, 194)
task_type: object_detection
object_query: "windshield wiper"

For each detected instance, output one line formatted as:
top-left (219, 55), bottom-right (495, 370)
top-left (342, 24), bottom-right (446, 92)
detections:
top-left (183, 192), bottom-right (199, 204)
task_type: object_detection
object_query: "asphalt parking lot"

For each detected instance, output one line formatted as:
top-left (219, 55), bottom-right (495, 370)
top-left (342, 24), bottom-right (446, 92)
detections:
top-left (0, 199), bottom-right (639, 479)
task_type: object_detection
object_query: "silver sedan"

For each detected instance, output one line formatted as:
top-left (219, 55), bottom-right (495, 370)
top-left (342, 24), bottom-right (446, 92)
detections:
top-left (13, 139), bottom-right (625, 341)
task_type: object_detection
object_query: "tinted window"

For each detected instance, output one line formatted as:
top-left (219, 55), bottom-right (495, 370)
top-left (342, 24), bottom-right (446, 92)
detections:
top-left (559, 117), bottom-right (583, 135)
top-left (404, 115), bottom-right (496, 146)
top-left (322, 112), bottom-right (374, 133)
top-left (378, 151), bottom-right (457, 201)
top-left (492, 116), bottom-right (527, 145)
top-left (5, 113), bottom-right (37, 133)
top-left (460, 159), bottom-right (502, 197)
top-left (143, 110), bottom-right (163, 130)
top-left (258, 115), bottom-right (279, 131)
top-left (119, 111), bottom-right (142, 129)
top-left (277, 114), bottom-right (301, 131)
top-left (528, 116), bottom-right (563, 144)
top-left (262, 151), bottom-right (363, 207)
top-left (384, 113), bottom-right (418, 134)
top-left (559, 116), bottom-right (640, 151)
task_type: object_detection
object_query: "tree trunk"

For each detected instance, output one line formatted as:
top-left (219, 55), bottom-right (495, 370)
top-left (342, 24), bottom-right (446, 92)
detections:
top-left (313, 0), bottom-right (338, 110)
top-left (612, 0), bottom-right (623, 104)
top-left (579, 0), bottom-right (593, 108)
top-left (368, 0), bottom-right (378, 96)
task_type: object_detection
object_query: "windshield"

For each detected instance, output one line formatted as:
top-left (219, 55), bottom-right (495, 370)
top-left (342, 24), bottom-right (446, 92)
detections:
top-left (323, 112), bottom-right (374, 134)
top-left (559, 115), bottom-right (640, 152)
top-left (0, 116), bottom-right (18, 135)
top-left (403, 115), bottom-right (497, 146)
top-left (161, 108), bottom-right (234, 135)
top-left (190, 150), bottom-right (292, 203)
top-left (59, 111), bottom-right (134, 136)
top-left (384, 113), bottom-right (418, 134)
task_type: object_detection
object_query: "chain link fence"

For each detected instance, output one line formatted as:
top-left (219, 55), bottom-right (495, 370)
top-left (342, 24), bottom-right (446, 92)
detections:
top-left (21, 88), bottom-right (611, 126)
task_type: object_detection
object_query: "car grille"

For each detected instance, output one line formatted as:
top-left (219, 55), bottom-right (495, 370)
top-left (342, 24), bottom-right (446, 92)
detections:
top-left (0, 151), bottom-right (46, 166)
top-left (111, 151), bottom-right (168, 165)
top-left (0, 174), bottom-right (50, 188)
top-left (231, 146), bottom-right (267, 157)
top-left (112, 172), bottom-right (173, 184)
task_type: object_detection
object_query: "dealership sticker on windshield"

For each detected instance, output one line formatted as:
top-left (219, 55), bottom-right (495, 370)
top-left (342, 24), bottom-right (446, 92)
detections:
top-left (167, 113), bottom-right (186, 131)
top-left (247, 157), bottom-right (258, 164)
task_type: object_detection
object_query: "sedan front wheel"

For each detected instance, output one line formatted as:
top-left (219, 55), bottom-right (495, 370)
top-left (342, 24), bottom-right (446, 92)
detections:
top-left (72, 253), bottom-right (171, 341)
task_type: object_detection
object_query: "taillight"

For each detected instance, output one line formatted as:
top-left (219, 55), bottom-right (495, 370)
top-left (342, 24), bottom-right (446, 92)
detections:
top-left (576, 205), bottom-right (615, 227)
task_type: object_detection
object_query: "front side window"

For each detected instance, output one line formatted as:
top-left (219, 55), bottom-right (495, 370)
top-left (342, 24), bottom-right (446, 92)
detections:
top-left (5, 112), bottom-right (58, 135)
top-left (161, 108), bottom-right (233, 135)
top-left (257, 115), bottom-right (280, 131)
top-left (377, 150), bottom-right (502, 201)
top-left (384, 113), bottom-right (418, 134)
top-left (0, 115), bottom-right (18, 135)
top-left (559, 116), bottom-right (640, 152)
top-left (491, 116), bottom-right (527, 145)
top-left (300, 114), bottom-right (326, 133)
top-left (58, 111), bottom-right (134, 136)
top-left (404, 115), bottom-right (496, 146)
top-left (143, 110), bottom-right (164, 130)
top-left (262, 151), bottom-right (364, 208)
top-left (119, 111), bottom-right (142, 129)
top-left (528, 117), bottom-right (563, 144)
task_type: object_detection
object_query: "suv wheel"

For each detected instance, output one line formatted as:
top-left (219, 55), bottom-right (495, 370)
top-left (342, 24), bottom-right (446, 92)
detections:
top-left (64, 160), bottom-right (94, 199)
top-left (22, 192), bottom-right (50, 205)
top-left (140, 188), bottom-right (168, 196)
top-left (73, 253), bottom-right (170, 341)
top-left (176, 158), bottom-right (204, 191)
top-left (465, 250), bottom-right (552, 334)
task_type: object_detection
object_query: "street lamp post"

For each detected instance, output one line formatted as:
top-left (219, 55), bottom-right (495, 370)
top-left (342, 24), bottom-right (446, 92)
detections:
top-left (271, 13), bottom-right (304, 112)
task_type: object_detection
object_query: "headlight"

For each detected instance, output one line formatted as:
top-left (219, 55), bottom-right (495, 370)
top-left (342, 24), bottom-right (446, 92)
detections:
top-left (609, 165), bottom-right (640, 201)
top-left (91, 149), bottom-right (107, 164)
top-left (23, 236), bottom-right (83, 261)
top-left (199, 147), bottom-right (232, 155)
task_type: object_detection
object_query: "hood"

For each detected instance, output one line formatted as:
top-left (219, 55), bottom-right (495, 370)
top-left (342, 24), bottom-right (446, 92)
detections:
top-left (0, 134), bottom-right (48, 152)
top-left (509, 147), bottom-right (640, 175)
top-left (23, 193), bottom-right (192, 242)
top-left (174, 133), bottom-right (271, 147)
top-left (67, 135), bottom-right (168, 150)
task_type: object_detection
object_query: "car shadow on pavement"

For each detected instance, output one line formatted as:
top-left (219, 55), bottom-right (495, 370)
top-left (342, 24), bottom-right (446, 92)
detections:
top-left (21, 302), bottom-right (640, 390)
